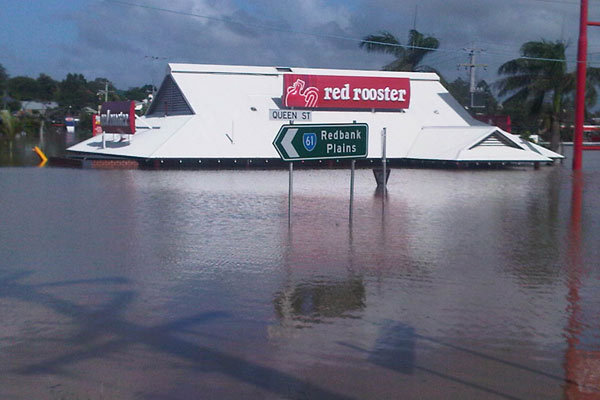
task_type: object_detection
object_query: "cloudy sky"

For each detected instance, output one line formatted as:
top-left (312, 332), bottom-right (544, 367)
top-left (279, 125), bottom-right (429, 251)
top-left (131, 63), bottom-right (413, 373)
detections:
top-left (2, 0), bottom-right (600, 90)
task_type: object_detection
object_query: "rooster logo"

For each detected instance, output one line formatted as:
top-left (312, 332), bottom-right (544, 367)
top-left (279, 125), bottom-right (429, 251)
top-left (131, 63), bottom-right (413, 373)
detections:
top-left (285, 79), bottom-right (319, 108)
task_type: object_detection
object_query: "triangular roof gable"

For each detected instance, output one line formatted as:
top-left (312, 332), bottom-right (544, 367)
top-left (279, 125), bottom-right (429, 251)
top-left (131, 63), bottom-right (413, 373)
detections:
top-left (405, 126), bottom-right (551, 162)
top-left (458, 129), bottom-right (551, 161)
top-left (467, 130), bottom-right (523, 151)
top-left (146, 74), bottom-right (194, 117)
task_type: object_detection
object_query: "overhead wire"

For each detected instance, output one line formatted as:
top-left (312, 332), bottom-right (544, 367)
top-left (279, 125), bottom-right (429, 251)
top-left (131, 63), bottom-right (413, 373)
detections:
top-left (106, 0), bottom-right (600, 66)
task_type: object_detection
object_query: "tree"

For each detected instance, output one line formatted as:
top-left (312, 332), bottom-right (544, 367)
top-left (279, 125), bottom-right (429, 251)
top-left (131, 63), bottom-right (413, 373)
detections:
top-left (88, 78), bottom-right (121, 103)
top-left (0, 63), bottom-right (7, 92)
top-left (497, 40), bottom-right (600, 151)
top-left (36, 74), bottom-right (58, 101)
top-left (0, 110), bottom-right (22, 159)
top-left (445, 78), bottom-right (499, 115)
top-left (1, 64), bottom-right (8, 110)
top-left (57, 73), bottom-right (96, 111)
top-left (359, 29), bottom-right (440, 72)
top-left (124, 84), bottom-right (154, 101)
top-left (7, 76), bottom-right (39, 101)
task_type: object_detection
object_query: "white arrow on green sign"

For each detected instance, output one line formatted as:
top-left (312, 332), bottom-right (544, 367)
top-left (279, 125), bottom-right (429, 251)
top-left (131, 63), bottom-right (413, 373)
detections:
top-left (273, 123), bottom-right (369, 161)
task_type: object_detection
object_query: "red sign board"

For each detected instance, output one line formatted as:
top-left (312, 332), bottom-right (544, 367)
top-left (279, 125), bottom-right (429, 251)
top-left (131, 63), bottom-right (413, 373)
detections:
top-left (283, 74), bottom-right (410, 110)
top-left (92, 114), bottom-right (102, 136)
top-left (100, 101), bottom-right (136, 134)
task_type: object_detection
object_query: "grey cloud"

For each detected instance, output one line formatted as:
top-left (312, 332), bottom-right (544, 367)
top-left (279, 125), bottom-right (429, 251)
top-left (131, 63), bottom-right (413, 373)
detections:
top-left (48, 0), bottom-right (588, 89)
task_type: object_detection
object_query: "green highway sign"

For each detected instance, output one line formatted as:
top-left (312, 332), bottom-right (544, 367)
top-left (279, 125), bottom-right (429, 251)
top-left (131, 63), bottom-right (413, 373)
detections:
top-left (273, 123), bottom-right (369, 161)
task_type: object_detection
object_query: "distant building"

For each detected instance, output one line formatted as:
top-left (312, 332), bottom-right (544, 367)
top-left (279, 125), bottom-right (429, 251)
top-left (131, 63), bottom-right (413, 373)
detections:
top-left (20, 101), bottom-right (58, 115)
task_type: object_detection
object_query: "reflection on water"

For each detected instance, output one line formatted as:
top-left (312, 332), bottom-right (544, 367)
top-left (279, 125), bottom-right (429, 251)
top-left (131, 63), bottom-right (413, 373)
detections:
top-left (563, 171), bottom-right (600, 399)
top-left (0, 125), bottom-right (70, 167)
top-left (367, 321), bottom-right (416, 374)
top-left (1, 158), bottom-right (600, 399)
top-left (274, 277), bottom-right (365, 325)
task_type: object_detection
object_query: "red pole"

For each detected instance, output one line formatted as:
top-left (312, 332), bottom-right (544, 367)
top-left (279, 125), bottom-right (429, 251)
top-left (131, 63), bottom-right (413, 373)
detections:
top-left (574, 0), bottom-right (588, 170)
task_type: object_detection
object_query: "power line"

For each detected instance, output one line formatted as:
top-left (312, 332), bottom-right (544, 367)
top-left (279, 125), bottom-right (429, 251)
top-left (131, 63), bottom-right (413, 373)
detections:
top-left (106, 0), bottom-right (585, 65)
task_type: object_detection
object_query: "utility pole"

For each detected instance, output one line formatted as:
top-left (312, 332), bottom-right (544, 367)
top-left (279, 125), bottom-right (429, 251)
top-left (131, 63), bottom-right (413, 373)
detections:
top-left (458, 48), bottom-right (487, 109)
top-left (97, 80), bottom-right (113, 103)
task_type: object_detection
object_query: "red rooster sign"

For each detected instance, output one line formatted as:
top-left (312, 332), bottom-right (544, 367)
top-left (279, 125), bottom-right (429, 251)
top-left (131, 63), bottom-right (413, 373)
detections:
top-left (285, 79), bottom-right (319, 108)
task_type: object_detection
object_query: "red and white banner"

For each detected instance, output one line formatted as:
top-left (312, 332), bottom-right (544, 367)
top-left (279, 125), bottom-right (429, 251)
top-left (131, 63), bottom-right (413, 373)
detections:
top-left (92, 114), bottom-right (102, 136)
top-left (283, 74), bottom-right (410, 110)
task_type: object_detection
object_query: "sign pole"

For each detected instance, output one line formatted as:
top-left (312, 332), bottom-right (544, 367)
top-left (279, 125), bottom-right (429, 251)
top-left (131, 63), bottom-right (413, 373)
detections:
top-left (349, 120), bottom-right (357, 223)
top-left (288, 161), bottom-right (293, 227)
top-left (272, 122), bottom-right (369, 227)
top-left (350, 159), bottom-right (355, 223)
top-left (288, 119), bottom-right (294, 227)
top-left (382, 127), bottom-right (387, 190)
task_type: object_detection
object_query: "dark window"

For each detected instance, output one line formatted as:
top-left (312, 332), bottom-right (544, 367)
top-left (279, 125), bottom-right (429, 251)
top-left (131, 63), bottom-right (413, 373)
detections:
top-left (146, 75), bottom-right (194, 116)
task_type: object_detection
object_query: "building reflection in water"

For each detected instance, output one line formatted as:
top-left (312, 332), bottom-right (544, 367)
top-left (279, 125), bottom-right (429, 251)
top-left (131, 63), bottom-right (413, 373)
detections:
top-left (270, 180), bottom-right (423, 327)
top-left (501, 168), bottom-right (563, 285)
top-left (274, 277), bottom-right (365, 326)
top-left (272, 193), bottom-right (368, 331)
top-left (563, 171), bottom-right (600, 399)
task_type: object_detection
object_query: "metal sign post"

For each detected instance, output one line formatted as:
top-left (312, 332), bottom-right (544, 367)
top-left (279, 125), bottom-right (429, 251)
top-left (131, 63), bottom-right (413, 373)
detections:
top-left (349, 159), bottom-right (356, 223)
top-left (288, 120), bottom-right (294, 227)
top-left (382, 127), bottom-right (387, 190)
top-left (273, 122), bottom-right (369, 227)
top-left (288, 161), bottom-right (293, 226)
top-left (349, 120), bottom-right (357, 223)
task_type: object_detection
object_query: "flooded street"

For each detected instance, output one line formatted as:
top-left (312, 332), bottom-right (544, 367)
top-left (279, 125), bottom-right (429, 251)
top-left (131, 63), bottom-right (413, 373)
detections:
top-left (1, 156), bottom-right (599, 399)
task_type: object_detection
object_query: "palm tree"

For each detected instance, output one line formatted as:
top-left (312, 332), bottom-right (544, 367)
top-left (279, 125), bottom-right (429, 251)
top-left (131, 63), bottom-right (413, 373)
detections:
top-left (359, 29), bottom-right (440, 72)
top-left (497, 40), bottom-right (600, 151)
top-left (0, 110), bottom-right (21, 162)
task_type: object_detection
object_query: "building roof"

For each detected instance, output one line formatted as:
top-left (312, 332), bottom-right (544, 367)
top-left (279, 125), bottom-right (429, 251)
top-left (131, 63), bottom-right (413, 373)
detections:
top-left (21, 101), bottom-right (58, 112)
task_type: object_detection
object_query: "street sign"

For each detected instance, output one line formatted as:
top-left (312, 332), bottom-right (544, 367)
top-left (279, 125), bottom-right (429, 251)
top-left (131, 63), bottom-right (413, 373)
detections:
top-left (269, 109), bottom-right (312, 121)
top-left (273, 123), bottom-right (368, 161)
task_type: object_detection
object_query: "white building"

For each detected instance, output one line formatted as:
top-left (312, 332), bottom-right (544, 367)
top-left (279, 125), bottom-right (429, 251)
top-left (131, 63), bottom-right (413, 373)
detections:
top-left (67, 63), bottom-right (562, 167)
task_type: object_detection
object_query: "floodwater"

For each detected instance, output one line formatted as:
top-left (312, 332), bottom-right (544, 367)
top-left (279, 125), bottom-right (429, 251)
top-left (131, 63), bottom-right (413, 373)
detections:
top-left (1, 152), bottom-right (599, 399)
top-left (0, 125), bottom-right (76, 167)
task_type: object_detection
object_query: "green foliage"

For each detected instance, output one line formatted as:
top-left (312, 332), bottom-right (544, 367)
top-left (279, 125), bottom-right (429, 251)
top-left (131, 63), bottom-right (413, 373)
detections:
top-left (497, 40), bottom-right (600, 150)
top-left (124, 84), bottom-right (154, 101)
top-left (497, 41), bottom-right (570, 114)
top-left (7, 99), bottom-right (21, 113)
top-left (78, 111), bottom-right (92, 134)
top-left (21, 114), bottom-right (41, 134)
top-left (360, 29), bottom-right (440, 72)
top-left (0, 110), bottom-right (22, 140)
top-left (89, 78), bottom-right (121, 102)
top-left (57, 73), bottom-right (97, 111)
top-left (0, 63), bottom-right (7, 91)
top-left (7, 76), bottom-right (40, 101)
top-left (36, 74), bottom-right (58, 101)
top-left (444, 78), bottom-right (499, 115)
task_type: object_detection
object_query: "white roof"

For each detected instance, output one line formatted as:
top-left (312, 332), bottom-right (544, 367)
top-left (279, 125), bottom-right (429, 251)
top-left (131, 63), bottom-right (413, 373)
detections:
top-left (406, 126), bottom-right (552, 162)
top-left (508, 134), bottom-right (565, 159)
top-left (68, 63), bottom-right (560, 163)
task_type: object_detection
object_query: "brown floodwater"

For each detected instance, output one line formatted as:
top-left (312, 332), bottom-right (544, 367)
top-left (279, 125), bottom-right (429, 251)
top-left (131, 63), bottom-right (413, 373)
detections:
top-left (0, 151), bottom-right (599, 399)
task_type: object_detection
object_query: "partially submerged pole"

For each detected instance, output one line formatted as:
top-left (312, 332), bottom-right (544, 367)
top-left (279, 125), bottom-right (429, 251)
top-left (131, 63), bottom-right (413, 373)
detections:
top-left (382, 127), bottom-right (387, 189)
top-left (574, 0), bottom-right (589, 170)
top-left (288, 119), bottom-right (294, 227)
top-left (288, 161), bottom-right (293, 227)
top-left (349, 159), bottom-right (355, 222)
